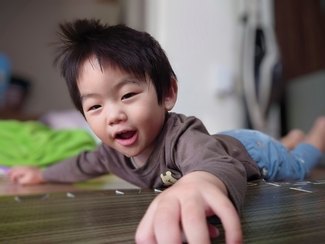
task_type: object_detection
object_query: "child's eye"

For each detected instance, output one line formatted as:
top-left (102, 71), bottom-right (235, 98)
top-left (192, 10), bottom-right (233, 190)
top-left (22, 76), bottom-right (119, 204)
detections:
top-left (88, 105), bottom-right (101, 111)
top-left (122, 93), bottom-right (136, 100)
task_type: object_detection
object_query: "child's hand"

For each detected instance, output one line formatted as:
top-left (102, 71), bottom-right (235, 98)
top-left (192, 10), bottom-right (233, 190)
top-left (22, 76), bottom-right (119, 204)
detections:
top-left (135, 171), bottom-right (242, 244)
top-left (6, 166), bottom-right (45, 185)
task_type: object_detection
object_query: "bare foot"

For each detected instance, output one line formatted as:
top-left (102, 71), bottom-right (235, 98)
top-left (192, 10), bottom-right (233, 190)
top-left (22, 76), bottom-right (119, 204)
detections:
top-left (280, 129), bottom-right (305, 150)
top-left (304, 116), bottom-right (325, 153)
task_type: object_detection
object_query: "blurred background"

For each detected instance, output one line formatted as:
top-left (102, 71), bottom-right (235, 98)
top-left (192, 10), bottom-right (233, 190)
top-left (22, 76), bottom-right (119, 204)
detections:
top-left (0, 0), bottom-right (324, 138)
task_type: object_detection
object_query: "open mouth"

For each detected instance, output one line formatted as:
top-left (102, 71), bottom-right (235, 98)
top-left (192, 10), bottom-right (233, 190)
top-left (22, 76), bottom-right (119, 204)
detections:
top-left (116, 131), bottom-right (136, 140)
top-left (115, 131), bottom-right (138, 146)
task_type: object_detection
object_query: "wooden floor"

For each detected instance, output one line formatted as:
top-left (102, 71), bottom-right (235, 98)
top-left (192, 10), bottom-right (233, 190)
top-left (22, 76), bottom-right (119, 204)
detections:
top-left (306, 166), bottom-right (325, 180)
top-left (1, 173), bottom-right (325, 243)
top-left (1, 166), bottom-right (325, 243)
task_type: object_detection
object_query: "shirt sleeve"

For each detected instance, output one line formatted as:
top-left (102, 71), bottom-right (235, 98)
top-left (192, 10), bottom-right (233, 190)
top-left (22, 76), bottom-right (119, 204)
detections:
top-left (171, 117), bottom-right (259, 211)
top-left (42, 143), bottom-right (123, 183)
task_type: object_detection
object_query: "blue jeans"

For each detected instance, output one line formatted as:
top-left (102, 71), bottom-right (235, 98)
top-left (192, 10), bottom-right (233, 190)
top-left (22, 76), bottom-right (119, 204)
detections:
top-left (219, 129), bottom-right (322, 181)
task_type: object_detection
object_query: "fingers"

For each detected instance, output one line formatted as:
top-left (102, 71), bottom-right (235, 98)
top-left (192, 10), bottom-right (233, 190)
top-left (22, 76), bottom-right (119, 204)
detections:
top-left (136, 195), bottom-right (182, 244)
top-left (153, 198), bottom-right (182, 243)
top-left (207, 224), bottom-right (219, 238)
top-left (9, 172), bottom-right (26, 184)
top-left (181, 190), bottom-right (241, 244)
top-left (6, 166), bottom-right (41, 185)
top-left (6, 167), bottom-right (25, 183)
top-left (206, 194), bottom-right (242, 244)
top-left (16, 174), bottom-right (31, 186)
top-left (181, 196), bottom-right (211, 243)
top-left (135, 172), bottom-right (243, 244)
top-left (135, 201), bottom-right (157, 244)
top-left (136, 190), bottom-right (224, 244)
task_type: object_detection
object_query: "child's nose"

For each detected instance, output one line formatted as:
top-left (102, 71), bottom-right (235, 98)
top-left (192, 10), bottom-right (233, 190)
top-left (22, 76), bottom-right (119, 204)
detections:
top-left (107, 107), bottom-right (127, 125)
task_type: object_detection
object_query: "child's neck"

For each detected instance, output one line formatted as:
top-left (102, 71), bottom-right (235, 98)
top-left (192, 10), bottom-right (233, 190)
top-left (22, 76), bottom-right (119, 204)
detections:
top-left (130, 157), bottom-right (138, 169)
top-left (130, 156), bottom-right (147, 168)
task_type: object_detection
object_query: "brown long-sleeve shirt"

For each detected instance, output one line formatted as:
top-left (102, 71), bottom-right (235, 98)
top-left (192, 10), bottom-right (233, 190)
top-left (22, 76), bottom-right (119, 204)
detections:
top-left (43, 112), bottom-right (260, 210)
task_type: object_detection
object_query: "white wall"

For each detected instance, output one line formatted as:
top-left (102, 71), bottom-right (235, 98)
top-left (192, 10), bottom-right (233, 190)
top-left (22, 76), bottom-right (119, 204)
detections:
top-left (144, 0), bottom-right (245, 133)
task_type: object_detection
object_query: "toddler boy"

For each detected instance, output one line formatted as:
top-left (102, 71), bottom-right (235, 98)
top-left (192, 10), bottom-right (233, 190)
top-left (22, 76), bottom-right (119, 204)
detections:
top-left (8, 19), bottom-right (325, 244)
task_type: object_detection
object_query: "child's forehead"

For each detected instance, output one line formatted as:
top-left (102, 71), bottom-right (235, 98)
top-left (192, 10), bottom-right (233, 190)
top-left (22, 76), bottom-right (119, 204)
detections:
top-left (79, 58), bottom-right (124, 77)
top-left (79, 58), bottom-right (122, 74)
top-left (78, 57), bottom-right (148, 83)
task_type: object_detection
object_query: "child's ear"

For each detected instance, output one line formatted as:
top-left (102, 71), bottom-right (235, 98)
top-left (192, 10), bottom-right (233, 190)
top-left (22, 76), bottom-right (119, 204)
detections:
top-left (164, 77), bottom-right (178, 111)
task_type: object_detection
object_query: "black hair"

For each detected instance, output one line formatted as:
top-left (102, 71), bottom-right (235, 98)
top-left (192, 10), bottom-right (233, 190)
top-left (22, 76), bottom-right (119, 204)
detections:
top-left (54, 19), bottom-right (177, 116)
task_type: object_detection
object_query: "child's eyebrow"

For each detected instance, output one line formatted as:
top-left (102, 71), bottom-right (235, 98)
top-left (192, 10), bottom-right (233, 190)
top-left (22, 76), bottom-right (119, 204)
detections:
top-left (114, 78), bottom-right (141, 90)
top-left (80, 93), bottom-right (98, 102)
top-left (80, 78), bottom-right (142, 102)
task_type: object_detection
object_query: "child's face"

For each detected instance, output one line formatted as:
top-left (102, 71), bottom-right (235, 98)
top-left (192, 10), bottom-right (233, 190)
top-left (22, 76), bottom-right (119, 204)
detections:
top-left (78, 58), bottom-right (170, 165)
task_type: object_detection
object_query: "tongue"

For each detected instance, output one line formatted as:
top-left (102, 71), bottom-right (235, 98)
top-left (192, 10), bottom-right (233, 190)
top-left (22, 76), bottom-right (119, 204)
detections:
top-left (119, 131), bottom-right (136, 139)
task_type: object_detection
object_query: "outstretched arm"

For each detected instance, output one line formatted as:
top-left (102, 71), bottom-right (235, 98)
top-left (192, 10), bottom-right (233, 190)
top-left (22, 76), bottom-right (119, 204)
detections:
top-left (135, 171), bottom-right (242, 244)
top-left (6, 144), bottom-right (125, 185)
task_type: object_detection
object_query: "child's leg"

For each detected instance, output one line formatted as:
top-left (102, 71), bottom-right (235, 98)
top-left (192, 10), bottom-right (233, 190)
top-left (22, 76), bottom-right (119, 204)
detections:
top-left (219, 119), bottom-right (325, 181)
top-left (279, 129), bottom-right (305, 150)
top-left (303, 117), bottom-right (325, 153)
top-left (280, 117), bottom-right (325, 180)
